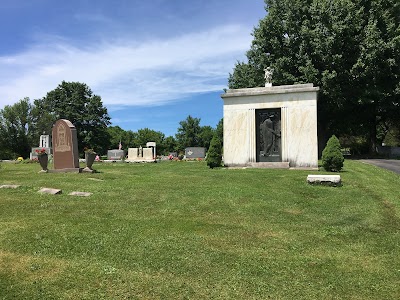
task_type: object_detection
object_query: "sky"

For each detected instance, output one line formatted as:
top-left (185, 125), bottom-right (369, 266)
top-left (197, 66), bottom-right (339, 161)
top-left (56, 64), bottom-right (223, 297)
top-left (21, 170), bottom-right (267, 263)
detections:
top-left (0, 0), bottom-right (266, 137)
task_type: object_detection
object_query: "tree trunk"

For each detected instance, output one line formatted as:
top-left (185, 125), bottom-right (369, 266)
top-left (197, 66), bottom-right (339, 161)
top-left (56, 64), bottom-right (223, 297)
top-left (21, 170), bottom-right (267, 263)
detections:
top-left (369, 114), bottom-right (377, 155)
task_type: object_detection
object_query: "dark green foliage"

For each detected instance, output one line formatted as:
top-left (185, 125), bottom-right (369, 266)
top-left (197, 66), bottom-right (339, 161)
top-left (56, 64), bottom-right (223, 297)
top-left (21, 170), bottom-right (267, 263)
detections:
top-left (175, 115), bottom-right (216, 152)
top-left (134, 128), bottom-right (165, 154)
top-left (322, 135), bottom-right (344, 172)
top-left (199, 125), bottom-right (214, 150)
top-left (206, 134), bottom-right (222, 168)
top-left (175, 115), bottom-right (202, 151)
top-left (215, 118), bottom-right (223, 147)
top-left (0, 98), bottom-right (34, 159)
top-left (163, 136), bottom-right (178, 155)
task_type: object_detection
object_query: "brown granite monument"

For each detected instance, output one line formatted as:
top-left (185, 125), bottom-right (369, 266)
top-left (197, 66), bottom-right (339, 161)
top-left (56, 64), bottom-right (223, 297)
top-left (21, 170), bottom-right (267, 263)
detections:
top-left (52, 119), bottom-right (80, 172)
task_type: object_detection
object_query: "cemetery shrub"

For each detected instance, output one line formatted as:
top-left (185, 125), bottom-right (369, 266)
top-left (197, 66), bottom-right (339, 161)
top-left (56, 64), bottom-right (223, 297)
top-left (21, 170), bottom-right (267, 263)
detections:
top-left (206, 134), bottom-right (222, 169)
top-left (322, 135), bottom-right (344, 172)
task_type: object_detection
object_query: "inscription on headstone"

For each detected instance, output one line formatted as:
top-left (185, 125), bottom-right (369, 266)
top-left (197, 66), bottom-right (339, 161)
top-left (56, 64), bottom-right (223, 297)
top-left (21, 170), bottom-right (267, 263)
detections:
top-left (52, 119), bottom-right (79, 169)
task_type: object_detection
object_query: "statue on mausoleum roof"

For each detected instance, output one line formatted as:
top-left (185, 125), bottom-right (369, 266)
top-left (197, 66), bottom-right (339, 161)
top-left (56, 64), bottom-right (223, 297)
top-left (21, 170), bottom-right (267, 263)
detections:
top-left (264, 67), bottom-right (273, 87)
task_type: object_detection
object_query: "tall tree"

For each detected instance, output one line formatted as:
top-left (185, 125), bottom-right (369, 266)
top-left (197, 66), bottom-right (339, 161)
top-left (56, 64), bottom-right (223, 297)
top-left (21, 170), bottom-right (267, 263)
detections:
top-left (133, 128), bottom-right (165, 155)
top-left (36, 81), bottom-right (111, 154)
top-left (163, 136), bottom-right (178, 154)
top-left (229, 0), bottom-right (400, 154)
top-left (175, 115), bottom-right (202, 151)
top-left (107, 126), bottom-right (137, 150)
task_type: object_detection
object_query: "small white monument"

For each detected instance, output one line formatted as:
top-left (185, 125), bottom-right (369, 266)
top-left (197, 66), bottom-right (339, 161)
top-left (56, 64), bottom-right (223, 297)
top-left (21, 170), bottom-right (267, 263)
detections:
top-left (31, 134), bottom-right (52, 159)
top-left (39, 135), bottom-right (50, 148)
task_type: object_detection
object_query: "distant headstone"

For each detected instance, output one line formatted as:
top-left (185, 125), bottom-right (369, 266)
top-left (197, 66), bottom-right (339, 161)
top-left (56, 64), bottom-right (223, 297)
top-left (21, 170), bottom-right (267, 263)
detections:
top-left (143, 148), bottom-right (153, 160)
top-left (52, 119), bottom-right (80, 170)
top-left (126, 144), bottom-right (156, 162)
top-left (128, 148), bottom-right (138, 160)
top-left (185, 147), bottom-right (206, 159)
top-left (146, 142), bottom-right (156, 158)
top-left (107, 149), bottom-right (125, 160)
top-left (31, 147), bottom-right (51, 160)
top-left (30, 134), bottom-right (52, 160)
top-left (39, 135), bottom-right (50, 148)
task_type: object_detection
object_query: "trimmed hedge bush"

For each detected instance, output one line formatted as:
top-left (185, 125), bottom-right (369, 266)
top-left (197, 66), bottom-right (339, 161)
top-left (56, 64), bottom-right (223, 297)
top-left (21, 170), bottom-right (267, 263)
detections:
top-left (322, 135), bottom-right (344, 172)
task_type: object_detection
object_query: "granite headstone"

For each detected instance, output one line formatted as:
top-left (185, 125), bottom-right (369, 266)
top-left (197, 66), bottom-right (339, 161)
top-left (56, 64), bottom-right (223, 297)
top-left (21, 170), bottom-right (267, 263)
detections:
top-left (185, 147), bottom-right (206, 159)
top-left (107, 149), bottom-right (125, 160)
top-left (52, 119), bottom-right (79, 170)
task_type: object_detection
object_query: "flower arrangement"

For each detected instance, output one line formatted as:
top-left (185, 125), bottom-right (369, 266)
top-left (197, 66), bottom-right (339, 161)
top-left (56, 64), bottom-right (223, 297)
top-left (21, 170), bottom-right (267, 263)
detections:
top-left (35, 148), bottom-right (47, 156)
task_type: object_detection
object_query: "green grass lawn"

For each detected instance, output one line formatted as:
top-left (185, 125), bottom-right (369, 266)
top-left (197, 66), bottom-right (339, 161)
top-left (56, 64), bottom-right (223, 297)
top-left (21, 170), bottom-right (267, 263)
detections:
top-left (0, 160), bottom-right (399, 299)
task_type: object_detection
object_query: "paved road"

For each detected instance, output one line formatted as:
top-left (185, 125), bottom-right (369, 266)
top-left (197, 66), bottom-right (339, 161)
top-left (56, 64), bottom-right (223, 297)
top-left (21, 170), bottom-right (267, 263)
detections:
top-left (360, 159), bottom-right (400, 174)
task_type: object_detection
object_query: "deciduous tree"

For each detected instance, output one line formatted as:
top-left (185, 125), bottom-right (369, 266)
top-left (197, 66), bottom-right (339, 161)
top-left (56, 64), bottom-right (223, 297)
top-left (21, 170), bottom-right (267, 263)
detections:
top-left (36, 81), bottom-right (111, 154)
top-left (175, 115), bottom-right (202, 151)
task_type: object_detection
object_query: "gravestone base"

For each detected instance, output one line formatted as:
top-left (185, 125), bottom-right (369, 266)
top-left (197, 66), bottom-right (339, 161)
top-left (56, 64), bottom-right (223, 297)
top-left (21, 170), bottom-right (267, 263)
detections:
top-left (82, 167), bottom-right (95, 173)
top-left (307, 174), bottom-right (341, 186)
top-left (48, 168), bottom-right (82, 173)
top-left (125, 159), bottom-right (156, 163)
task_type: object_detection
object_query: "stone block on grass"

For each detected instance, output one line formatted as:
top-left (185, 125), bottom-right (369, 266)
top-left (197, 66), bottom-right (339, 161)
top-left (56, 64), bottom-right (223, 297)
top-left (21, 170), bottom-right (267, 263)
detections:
top-left (38, 188), bottom-right (62, 195)
top-left (69, 191), bottom-right (92, 197)
top-left (0, 184), bottom-right (21, 189)
top-left (307, 175), bottom-right (341, 186)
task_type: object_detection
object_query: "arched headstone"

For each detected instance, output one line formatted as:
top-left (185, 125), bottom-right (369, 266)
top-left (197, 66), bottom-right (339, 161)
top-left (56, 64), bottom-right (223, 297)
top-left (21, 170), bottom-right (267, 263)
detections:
top-left (52, 119), bottom-right (80, 170)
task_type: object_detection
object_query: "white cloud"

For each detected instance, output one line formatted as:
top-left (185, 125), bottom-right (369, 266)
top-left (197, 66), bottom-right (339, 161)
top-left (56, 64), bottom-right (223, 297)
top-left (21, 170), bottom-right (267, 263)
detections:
top-left (0, 24), bottom-right (251, 108)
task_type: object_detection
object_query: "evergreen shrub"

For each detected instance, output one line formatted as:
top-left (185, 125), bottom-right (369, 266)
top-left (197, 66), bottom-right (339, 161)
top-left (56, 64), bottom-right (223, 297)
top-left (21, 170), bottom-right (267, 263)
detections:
top-left (206, 135), bottom-right (222, 169)
top-left (322, 135), bottom-right (344, 172)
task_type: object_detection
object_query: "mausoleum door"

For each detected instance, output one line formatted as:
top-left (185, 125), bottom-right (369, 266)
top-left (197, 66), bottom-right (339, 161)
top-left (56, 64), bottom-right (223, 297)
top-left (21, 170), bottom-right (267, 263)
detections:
top-left (255, 109), bottom-right (282, 162)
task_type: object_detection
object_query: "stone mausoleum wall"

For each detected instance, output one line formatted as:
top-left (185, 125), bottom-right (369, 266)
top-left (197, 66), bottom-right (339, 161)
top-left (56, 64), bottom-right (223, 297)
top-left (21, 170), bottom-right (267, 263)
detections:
top-left (221, 84), bottom-right (319, 168)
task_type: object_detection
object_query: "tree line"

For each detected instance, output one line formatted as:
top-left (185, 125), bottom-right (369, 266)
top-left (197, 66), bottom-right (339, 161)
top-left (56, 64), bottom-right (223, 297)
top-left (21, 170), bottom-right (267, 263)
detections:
top-left (229, 0), bottom-right (399, 154)
top-left (0, 81), bottom-right (222, 159)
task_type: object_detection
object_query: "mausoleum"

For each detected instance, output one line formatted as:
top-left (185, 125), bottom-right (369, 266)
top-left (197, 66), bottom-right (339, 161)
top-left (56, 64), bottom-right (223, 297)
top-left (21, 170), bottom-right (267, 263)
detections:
top-left (221, 83), bottom-right (319, 168)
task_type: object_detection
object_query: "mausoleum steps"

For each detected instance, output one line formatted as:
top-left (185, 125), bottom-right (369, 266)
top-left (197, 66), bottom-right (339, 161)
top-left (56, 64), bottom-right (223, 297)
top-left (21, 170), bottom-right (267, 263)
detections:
top-left (246, 162), bottom-right (290, 169)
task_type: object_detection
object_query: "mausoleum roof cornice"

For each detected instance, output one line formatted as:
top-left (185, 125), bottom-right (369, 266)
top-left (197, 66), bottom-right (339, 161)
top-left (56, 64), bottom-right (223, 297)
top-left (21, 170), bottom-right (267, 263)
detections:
top-left (221, 84), bottom-right (319, 98)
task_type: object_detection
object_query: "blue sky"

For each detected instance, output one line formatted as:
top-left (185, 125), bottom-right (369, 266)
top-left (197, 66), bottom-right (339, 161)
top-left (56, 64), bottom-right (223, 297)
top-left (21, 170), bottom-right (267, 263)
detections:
top-left (0, 0), bottom-right (266, 137)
